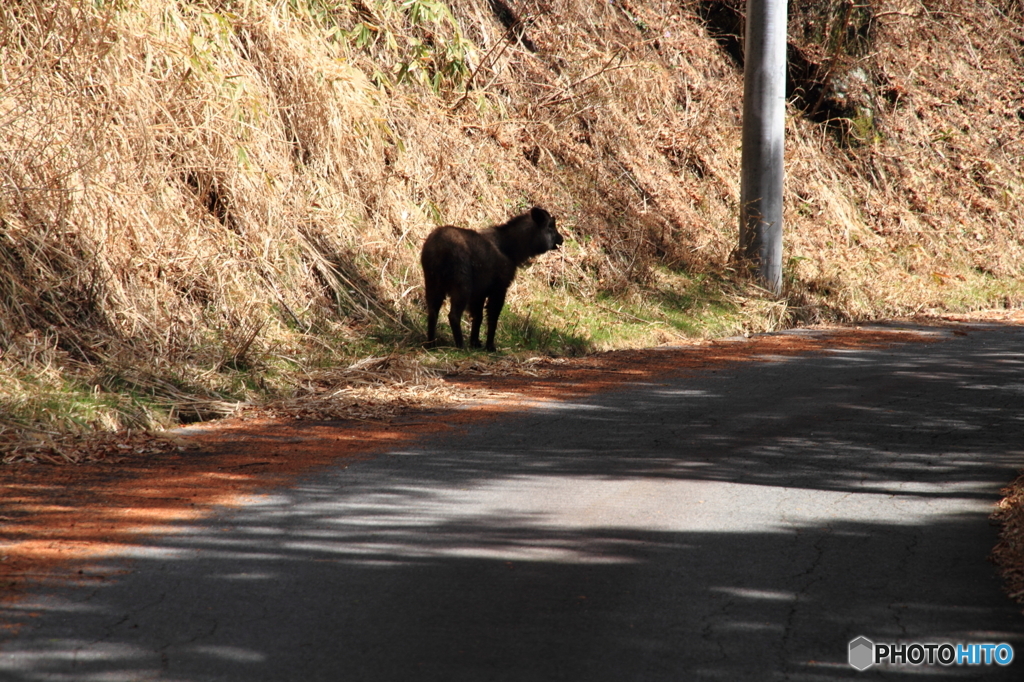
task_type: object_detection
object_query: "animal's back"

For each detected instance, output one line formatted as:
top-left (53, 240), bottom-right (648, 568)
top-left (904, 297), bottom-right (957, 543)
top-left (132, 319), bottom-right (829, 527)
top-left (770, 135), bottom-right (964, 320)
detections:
top-left (421, 225), bottom-right (470, 290)
top-left (420, 225), bottom-right (511, 294)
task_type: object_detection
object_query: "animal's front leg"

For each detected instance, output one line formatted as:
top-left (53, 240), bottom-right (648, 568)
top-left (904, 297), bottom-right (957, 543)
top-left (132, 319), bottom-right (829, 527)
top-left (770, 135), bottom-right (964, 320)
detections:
top-left (485, 290), bottom-right (506, 352)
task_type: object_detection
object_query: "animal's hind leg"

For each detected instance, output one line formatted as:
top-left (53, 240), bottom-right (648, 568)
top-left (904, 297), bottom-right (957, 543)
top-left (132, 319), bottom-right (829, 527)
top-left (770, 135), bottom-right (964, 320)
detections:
top-left (447, 292), bottom-right (467, 348)
top-left (468, 297), bottom-right (485, 349)
top-left (424, 280), bottom-right (445, 347)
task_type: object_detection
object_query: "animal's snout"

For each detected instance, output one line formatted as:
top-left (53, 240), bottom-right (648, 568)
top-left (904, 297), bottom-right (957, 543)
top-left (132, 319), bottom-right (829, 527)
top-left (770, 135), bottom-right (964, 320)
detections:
top-left (547, 229), bottom-right (564, 250)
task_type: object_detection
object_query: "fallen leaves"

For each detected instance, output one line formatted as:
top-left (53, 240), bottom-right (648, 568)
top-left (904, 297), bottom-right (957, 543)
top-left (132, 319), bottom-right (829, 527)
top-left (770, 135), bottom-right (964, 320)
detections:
top-left (1, 430), bottom-right (193, 466)
top-left (991, 473), bottom-right (1024, 607)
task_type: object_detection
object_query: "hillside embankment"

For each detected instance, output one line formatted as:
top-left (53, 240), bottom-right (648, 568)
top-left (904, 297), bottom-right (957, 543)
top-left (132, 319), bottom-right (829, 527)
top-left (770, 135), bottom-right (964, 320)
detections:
top-left (0, 1), bottom-right (1022, 443)
top-left (2, 0), bottom-right (1024, 611)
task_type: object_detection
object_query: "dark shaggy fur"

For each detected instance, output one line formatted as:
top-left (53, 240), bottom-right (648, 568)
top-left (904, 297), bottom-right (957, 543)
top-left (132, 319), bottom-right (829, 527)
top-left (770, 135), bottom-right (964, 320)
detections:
top-left (420, 207), bottom-right (563, 351)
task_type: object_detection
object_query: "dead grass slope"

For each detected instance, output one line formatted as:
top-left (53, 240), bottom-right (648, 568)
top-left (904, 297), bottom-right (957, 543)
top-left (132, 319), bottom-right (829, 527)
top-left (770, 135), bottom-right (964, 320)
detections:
top-left (0, 0), bottom-right (1022, 445)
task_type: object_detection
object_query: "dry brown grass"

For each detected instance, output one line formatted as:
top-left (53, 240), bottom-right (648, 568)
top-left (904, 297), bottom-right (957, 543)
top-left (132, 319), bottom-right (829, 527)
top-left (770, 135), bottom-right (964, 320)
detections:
top-left (992, 472), bottom-right (1024, 606)
top-left (0, 0), bottom-right (1022, 445)
top-left (783, 0), bottom-right (1024, 317)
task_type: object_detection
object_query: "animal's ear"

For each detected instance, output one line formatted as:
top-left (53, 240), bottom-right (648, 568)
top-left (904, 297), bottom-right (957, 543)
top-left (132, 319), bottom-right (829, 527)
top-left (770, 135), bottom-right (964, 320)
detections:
top-left (530, 207), bottom-right (550, 227)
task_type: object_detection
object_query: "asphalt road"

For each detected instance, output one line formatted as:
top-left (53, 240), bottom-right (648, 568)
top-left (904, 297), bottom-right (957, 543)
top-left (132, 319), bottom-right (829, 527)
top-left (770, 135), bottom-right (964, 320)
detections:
top-left (3, 323), bottom-right (1024, 681)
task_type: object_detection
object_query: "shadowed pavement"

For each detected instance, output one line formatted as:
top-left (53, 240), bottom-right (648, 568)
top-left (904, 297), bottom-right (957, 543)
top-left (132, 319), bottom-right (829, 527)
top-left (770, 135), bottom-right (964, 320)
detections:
top-left (2, 323), bottom-right (1023, 680)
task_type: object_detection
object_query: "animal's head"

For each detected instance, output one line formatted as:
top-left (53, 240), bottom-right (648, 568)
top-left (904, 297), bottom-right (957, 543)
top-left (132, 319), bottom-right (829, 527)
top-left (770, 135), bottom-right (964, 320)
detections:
top-left (490, 206), bottom-right (564, 265)
top-left (528, 207), bottom-right (563, 255)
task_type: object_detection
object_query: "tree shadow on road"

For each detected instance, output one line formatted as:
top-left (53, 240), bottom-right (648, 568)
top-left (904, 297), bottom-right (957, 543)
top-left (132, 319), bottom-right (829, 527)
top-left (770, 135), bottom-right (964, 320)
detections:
top-left (3, 326), bottom-right (1024, 680)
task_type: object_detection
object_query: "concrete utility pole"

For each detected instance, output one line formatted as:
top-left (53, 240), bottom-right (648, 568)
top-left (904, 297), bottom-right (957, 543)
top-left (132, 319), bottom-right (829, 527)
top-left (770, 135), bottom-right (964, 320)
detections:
top-left (739, 0), bottom-right (787, 295)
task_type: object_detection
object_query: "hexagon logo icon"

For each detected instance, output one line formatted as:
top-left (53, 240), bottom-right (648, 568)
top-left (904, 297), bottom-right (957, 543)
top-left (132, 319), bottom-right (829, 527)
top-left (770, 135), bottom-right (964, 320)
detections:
top-left (849, 636), bottom-right (875, 671)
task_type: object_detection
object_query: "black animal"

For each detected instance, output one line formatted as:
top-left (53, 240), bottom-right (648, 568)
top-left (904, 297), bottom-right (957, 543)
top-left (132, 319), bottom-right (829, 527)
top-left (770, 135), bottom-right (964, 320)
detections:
top-left (420, 207), bottom-right (563, 351)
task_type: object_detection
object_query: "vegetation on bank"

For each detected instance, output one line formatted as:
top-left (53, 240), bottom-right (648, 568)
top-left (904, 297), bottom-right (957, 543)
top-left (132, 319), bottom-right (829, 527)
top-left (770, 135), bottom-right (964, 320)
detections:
top-left (1, 0), bottom-right (1022, 449)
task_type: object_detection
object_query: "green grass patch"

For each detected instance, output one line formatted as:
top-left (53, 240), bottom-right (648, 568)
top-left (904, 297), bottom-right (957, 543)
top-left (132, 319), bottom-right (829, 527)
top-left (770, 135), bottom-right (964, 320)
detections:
top-left (417, 269), bottom-right (749, 356)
